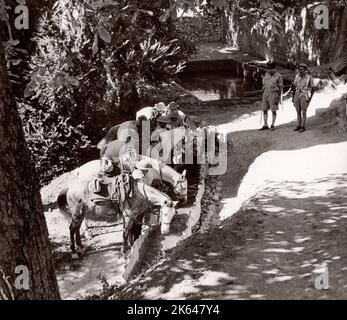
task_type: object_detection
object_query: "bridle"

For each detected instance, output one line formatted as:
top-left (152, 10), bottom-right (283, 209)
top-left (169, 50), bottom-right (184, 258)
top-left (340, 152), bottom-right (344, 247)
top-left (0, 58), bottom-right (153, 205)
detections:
top-left (118, 176), bottom-right (174, 228)
top-left (173, 176), bottom-right (186, 196)
top-left (122, 200), bottom-right (171, 228)
top-left (158, 160), bottom-right (164, 188)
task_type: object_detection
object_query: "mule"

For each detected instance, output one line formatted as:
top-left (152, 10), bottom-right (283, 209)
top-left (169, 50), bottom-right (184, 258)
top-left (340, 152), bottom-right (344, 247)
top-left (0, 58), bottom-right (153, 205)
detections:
top-left (57, 175), bottom-right (178, 258)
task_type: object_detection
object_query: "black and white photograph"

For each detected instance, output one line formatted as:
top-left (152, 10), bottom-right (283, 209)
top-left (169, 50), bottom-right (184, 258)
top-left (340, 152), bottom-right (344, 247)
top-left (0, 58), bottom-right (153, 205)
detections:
top-left (1, 0), bottom-right (347, 306)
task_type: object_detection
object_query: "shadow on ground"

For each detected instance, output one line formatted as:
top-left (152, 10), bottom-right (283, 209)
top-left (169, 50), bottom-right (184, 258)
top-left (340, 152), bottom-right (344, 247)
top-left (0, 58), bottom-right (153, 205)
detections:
top-left (113, 173), bottom-right (347, 300)
top-left (108, 102), bottom-right (347, 300)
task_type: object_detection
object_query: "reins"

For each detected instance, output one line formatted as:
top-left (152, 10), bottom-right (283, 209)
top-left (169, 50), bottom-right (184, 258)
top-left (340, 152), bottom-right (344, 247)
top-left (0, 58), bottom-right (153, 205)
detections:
top-left (118, 180), bottom-right (161, 228)
top-left (159, 161), bottom-right (164, 188)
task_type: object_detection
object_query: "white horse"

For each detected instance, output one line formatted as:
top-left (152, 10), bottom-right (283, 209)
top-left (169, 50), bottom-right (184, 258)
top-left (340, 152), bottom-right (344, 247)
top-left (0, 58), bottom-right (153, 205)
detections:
top-left (75, 156), bottom-right (187, 239)
top-left (57, 175), bottom-right (178, 256)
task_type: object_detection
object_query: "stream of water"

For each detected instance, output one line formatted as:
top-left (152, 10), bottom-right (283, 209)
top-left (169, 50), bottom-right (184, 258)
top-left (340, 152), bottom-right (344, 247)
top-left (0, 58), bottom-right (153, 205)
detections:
top-left (177, 71), bottom-right (261, 101)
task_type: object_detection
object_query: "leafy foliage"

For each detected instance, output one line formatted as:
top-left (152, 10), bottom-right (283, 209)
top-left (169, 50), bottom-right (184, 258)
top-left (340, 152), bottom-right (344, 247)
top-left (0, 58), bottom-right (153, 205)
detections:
top-left (196, 0), bottom-right (346, 37)
top-left (16, 0), bottom-right (344, 184)
top-left (22, 0), bottom-right (195, 184)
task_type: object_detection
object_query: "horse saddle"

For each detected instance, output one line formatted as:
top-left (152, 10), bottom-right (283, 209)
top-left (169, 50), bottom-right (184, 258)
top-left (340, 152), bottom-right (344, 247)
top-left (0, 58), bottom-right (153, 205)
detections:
top-left (89, 172), bottom-right (133, 204)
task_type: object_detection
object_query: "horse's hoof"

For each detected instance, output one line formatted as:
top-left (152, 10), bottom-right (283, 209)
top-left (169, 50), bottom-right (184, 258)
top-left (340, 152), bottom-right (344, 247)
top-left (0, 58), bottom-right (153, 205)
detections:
top-left (77, 246), bottom-right (86, 253)
top-left (71, 252), bottom-right (79, 260)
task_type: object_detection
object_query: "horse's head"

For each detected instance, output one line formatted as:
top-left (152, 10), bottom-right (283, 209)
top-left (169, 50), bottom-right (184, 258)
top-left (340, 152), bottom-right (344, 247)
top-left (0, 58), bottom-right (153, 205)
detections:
top-left (173, 169), bottom-right (188, 203)
top-left (160, 199), bottom-right (178, 235)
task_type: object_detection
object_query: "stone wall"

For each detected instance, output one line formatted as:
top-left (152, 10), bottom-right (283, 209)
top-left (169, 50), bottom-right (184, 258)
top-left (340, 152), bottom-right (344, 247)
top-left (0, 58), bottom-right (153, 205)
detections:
top-left (223, 5), bottom-right (347, 68)
top-left (339, 97), bottom-right (347, 131)
top-left (175, 10), bottom-right (223, 43)
top-left (122, 163), bottom-right (209, 281)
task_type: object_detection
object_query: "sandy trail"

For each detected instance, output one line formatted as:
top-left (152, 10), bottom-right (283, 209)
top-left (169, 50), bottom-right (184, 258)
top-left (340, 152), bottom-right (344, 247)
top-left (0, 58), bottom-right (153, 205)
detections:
top-left (43, 174), bottom-right (199, 299)
top-left (45, 208), bottom-right (126, 299)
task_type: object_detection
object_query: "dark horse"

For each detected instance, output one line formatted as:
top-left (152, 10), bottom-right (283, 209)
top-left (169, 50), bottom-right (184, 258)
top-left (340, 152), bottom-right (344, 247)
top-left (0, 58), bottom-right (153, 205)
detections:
top-left (96, 120), bottom-right (149, 157)
top-left (57, 174), bottom-right (178, 258)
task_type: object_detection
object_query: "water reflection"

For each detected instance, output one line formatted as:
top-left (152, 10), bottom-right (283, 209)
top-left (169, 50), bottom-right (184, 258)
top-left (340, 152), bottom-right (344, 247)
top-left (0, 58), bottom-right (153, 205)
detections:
top-left (178, 72), bottom-right (261, 101)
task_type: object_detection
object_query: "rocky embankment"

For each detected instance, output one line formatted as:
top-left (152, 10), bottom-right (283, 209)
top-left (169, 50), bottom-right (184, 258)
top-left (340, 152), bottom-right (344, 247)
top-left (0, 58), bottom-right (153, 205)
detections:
top-left (194, 175), bottom-right (223, 232)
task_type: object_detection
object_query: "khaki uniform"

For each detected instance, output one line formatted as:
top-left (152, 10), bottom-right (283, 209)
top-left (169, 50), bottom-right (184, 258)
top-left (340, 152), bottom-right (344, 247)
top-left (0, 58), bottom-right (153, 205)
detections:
top-left (261, 71), bottom-right (283, 111)
top-left (293, 73), bottom-right (315, 111)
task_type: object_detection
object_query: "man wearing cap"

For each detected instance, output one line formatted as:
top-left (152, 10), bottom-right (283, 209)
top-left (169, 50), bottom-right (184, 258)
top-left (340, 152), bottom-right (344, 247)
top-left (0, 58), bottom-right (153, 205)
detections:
top-left (167, 102), bottom-right (185, 128)
top-left (151, 115), bottom-right (171, 150)
top-left (150, 102), bottom-right (165, 119)
top-left (155, 114), bottom-right (172, 131)
top-left (150, 115), bottom-right (173, 162)
top-left (292, 63), bottom-right (315, 132)
top-left (259, 62), bottom-right (283, 131)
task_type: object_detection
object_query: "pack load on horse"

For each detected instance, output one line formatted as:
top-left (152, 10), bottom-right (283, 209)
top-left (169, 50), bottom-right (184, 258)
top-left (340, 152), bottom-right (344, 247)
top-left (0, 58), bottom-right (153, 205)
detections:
top-left (91, 139), bottom-right (126, 195)
top-left (135, 101), bottom-right (223, 168)
top-left (136, 101), bottom-right (197, 130)
top-left (98, 115), bottom-right (187, 165)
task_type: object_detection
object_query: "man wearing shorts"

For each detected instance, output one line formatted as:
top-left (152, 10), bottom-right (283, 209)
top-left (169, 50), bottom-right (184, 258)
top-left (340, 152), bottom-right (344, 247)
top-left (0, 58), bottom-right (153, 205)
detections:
top-left (292, 63), bottom-right (315, 132)
top-left (259, 62), bottom-right (283, 131)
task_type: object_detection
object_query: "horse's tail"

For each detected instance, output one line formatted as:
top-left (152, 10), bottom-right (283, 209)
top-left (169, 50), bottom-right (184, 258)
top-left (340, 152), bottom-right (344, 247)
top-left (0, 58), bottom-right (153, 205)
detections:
top-left (57, 188), bottom-right (72, 223)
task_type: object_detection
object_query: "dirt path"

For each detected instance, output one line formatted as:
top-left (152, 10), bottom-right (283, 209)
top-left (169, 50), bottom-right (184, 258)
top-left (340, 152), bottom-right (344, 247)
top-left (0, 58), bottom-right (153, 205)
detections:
top-left (42, 168), bottom-right (200, 299)
top-left (105, 85), bottom-right (347, 300)
top-left (45, 208), bottom-right (127, 299)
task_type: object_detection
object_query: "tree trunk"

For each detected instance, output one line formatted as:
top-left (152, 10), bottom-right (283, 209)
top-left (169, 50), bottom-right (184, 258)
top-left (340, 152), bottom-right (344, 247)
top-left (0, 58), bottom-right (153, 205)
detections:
top-left (0, 36), bottom-right (60, 299)
top-left (334, 6), bottom-right (347, 60)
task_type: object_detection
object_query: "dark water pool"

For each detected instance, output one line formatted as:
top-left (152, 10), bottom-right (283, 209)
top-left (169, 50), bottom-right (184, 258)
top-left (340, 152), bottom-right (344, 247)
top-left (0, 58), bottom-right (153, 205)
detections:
top-left (177, 71), bottom-right (261, 101)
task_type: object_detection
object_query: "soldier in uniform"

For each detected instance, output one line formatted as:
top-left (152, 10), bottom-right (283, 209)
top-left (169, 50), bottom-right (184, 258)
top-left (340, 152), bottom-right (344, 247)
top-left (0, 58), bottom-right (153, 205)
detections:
top-left (166, 102), bottom-right (184, 128)
top-left (259, 62), bottom-right (283, 131)
top-left (292, 63), bottom-right (315, 132)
